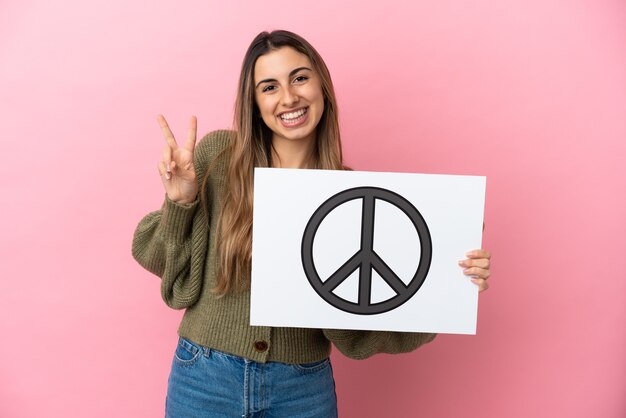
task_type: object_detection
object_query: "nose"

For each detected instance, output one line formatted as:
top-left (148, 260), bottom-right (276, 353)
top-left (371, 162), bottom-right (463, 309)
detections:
top-left (280, 85), bottom-right (299, 107)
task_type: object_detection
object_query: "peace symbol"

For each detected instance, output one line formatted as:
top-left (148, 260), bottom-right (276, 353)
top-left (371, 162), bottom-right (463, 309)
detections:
top-left (301, 186), bottom-right (432, 315)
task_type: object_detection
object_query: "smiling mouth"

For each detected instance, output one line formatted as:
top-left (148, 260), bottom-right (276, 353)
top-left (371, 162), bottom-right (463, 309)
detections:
top-left (279, 107), bottom-right (308, 123)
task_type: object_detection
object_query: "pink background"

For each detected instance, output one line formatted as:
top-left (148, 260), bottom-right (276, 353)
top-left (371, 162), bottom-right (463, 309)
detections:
top-left (1, 0), bottom-right (624, 417)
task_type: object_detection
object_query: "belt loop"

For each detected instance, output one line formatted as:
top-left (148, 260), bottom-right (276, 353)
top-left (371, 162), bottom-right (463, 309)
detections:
top-left (203, 346), bottom-right (212, 358)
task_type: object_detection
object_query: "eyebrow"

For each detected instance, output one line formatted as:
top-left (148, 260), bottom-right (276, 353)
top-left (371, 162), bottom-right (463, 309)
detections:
top-left (255, 67), bottom-right (312, 88)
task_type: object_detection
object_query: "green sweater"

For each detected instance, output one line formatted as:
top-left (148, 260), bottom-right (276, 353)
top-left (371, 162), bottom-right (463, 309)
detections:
top-left (131, 130), bottom-right (436, 364)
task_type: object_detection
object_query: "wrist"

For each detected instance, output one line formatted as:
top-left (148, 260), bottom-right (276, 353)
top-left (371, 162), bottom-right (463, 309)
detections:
top-left (167, 194), bottom-right (198, 206)
top-left (174, 196), bottom-right (197, 205)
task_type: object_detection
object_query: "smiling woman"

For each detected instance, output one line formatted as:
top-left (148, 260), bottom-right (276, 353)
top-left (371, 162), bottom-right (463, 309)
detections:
top-left (254, 49), bottom-right (325, 152)
top-left (131, 29), bottom-right (491, 417)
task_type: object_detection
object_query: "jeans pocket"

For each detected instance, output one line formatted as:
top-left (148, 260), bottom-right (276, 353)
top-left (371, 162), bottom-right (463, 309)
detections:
top-left (173, 337), bottom-right (202, 366)
top-left (292, 357), bottom-right (331, 374)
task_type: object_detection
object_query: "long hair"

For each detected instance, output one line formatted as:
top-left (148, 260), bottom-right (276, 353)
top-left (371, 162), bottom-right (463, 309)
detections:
top-left (203, 30), bottom-right (344, 295)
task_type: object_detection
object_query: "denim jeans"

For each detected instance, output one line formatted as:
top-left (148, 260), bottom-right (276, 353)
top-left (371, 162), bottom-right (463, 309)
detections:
top-left (165, 336), bottom-right (338, 418)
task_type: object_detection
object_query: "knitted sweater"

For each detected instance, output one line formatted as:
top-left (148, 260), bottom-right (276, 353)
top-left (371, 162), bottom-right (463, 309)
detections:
top-left (131, 130), bottom-right (436, 364)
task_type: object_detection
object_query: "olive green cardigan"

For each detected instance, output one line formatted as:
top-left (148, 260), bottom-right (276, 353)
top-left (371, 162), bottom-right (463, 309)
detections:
top-left (131, 130), bottom-right (436, 364)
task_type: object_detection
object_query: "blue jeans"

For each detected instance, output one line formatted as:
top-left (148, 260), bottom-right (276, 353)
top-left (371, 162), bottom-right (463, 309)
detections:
top-left (165, 337), bottom-right (338, 418)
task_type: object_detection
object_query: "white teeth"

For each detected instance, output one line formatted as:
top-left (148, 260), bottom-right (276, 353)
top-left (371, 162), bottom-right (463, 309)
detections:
top-left (280, 108), bottom-right (307, 120)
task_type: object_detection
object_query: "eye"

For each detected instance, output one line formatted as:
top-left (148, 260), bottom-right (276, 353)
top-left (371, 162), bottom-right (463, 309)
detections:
top-left (294, 75), bottom-right (309, 83)
top-left (262, 85), bottom-right (276, 93)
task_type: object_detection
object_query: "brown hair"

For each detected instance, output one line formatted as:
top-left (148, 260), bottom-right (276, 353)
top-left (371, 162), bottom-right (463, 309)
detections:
top-left (203, 30), bottom-right (344, 295)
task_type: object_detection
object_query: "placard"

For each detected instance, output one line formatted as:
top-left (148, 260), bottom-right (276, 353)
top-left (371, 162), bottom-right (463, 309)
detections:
top-left (250, 168), bottom-right (486, 334)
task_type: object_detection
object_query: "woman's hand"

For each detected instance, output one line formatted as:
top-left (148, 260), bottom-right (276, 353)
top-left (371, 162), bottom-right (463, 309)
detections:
top-left (458, 249), bottom-right (491, 292)
top-left (157, 115), bottom-right (198, 204)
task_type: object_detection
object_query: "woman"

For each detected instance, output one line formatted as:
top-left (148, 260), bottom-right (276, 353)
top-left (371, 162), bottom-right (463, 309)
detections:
top-left (132, 29), bottom-right (491, 417)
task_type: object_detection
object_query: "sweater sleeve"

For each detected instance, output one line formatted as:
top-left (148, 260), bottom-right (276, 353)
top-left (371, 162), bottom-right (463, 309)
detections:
top-left (131, 196), bottom-right (208, 309)
top-left (323, 329), bottom-right (437, 360)
top-left (131, 130), bottom-right (229, 309)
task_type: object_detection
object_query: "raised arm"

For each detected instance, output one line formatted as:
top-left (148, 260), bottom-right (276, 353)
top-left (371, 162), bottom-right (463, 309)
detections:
top-left (131, 116), bottom-right (219, 309)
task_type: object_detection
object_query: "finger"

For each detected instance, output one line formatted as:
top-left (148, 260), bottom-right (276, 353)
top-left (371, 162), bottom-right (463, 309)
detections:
top-left (472, 278), bottom-right (490, 292)
top-left (466, 249), bottom-right (491, 259)
top-left (157, 114), bottom-right (178, 150)
top-left (162, 144), bottom-right (173, 173)
top-left (183, 116), bottom-right (197, 152)
top-left (458, 258), bottom-right (490, 269)
top-left (462, 267), bottom-right (491, 280)
top-left (157, 161), bottom-right (170, 180)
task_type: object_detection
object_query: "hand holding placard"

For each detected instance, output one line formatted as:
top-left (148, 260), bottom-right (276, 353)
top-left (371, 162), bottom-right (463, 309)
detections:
top-left (459, 249), bottom-right (491, 292)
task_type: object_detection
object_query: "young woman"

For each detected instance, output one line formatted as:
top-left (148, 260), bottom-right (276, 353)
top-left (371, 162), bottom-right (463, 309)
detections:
top-left (132, 29), bottom-right (491, 418)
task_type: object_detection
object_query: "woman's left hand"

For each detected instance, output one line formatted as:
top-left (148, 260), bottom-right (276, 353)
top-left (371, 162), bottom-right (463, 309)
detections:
top-left (458, 249), bottom-right (491, 292)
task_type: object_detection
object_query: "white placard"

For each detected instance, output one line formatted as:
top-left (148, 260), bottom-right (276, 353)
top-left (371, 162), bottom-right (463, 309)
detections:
top-left (250, 168), bottom-right (486, 334)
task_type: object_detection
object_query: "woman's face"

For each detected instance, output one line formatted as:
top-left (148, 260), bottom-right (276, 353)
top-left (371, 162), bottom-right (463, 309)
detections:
top-left (253, 46), bottom-right (325, 146)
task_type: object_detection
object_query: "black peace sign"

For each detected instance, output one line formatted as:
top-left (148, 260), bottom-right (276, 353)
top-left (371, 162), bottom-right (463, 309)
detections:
top-left (301, 186), bottom-right (432, 315)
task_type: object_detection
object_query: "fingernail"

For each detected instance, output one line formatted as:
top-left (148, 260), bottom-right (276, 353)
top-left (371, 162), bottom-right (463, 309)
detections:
top-left (458, 260), bottom-right (466, 267)
top-left (165, 172), bottom-right (171, 180)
